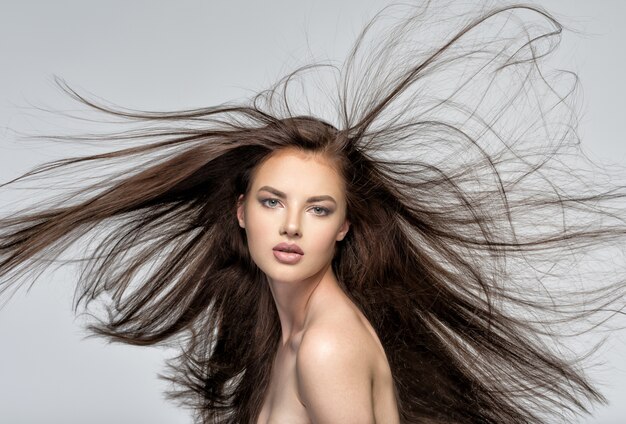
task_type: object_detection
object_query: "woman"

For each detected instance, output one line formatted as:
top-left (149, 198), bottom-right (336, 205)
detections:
top-left (1, 1), bottom-right (625, 423)
top-left (236, 147), bottom-right (398, 423)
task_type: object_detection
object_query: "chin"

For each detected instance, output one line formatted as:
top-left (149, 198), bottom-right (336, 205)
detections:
top-left (261, 262), bottom-right (319, 283)
top-left (263, 267), bottom-right (308, 282)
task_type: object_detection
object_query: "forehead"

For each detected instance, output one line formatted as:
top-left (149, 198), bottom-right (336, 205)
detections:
top-left (250, 149), bottom-right (345, 195)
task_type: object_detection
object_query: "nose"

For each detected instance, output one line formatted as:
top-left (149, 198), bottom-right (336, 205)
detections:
top-left (280, 209), bottom-right (301, 237)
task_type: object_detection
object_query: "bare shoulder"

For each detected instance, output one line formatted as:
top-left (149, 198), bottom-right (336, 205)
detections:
top-left (295, 310), bottom-right (378, 423)
top-left (297, 312), bottom-right (377, 366)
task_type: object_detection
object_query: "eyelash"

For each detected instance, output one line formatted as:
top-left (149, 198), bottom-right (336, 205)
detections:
top-left (260, 198), bottom-right (331, 216)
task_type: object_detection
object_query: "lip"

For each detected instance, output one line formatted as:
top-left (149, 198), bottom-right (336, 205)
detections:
top-left (273, 250), bottom-right (303, 264)
top-left (272, 242), bottom-right (304, 255)
top-left (272, 242), bottom-right (304, 265)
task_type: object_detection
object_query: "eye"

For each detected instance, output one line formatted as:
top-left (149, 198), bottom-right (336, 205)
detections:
top-left (260, 198), bottom-right (280, 208)
top-left (311, 206), bottom-right (331, 216)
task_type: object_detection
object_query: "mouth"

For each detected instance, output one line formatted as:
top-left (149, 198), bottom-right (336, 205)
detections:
top-left (272, 242), bottom-right (304, 255)
top-left (272, 249), bottom-right (303, 264)
top-left (272, 242), bottom-right (304, 264)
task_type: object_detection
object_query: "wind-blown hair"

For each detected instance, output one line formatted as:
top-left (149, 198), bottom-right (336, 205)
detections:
top-left (1, 1), bottom-right (625, 423)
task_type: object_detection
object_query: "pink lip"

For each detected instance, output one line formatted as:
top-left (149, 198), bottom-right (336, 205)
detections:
top-left (273, 250), bottom-right (303, 264)
top-left (272, 242), bottom-right (304, 265)
top-left (272, 242), bottom-right (304, 255)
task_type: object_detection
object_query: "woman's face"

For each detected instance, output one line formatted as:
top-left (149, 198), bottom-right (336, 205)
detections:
top-left (236, 148), bottom-right (350, 283)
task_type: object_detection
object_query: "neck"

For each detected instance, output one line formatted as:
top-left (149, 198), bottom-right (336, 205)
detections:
top-left (266, 262), bottom-right (339, 348)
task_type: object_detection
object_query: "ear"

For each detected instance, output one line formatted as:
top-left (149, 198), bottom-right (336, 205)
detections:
top-left (336, 219), bottom-right (351, 241)
top-left (236, 194), bottom-right (246, 228)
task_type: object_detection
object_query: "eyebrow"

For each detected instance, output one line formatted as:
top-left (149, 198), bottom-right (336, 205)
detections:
top-left (257, 185), bottom-right (337, 205)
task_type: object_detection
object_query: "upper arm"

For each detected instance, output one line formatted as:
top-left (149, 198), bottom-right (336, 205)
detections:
top-left (295, 327), bottom-right (375, 424)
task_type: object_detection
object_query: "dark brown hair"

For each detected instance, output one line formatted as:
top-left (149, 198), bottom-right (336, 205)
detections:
top-left (1, 2), bottom-right (625, 423)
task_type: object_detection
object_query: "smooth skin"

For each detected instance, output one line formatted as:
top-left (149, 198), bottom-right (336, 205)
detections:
top-left (236, 148), bottom-right (396, 423)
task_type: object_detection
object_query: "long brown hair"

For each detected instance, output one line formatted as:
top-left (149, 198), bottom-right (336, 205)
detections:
top-left (1, 2), bottom-right (625, 423)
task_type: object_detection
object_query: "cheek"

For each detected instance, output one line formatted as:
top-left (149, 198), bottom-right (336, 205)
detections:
top-left (243, 205), bottom-right (341, 253)
top-left (306, 225), bottom-right (341, 255)
top-left (242, 209), bottom-right (280, 264)
top-left (243, 214), bottom-right (269, 246)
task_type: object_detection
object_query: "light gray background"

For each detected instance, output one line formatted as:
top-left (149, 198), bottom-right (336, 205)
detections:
top-left (0, 1), bottom-right (624, 423)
